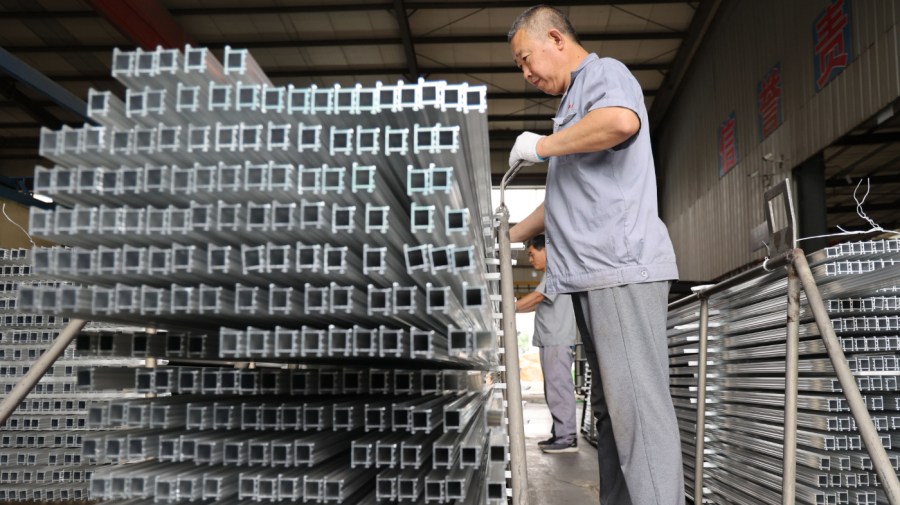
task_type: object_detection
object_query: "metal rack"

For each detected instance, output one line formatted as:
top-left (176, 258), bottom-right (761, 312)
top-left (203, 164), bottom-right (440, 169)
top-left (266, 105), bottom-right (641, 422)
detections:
top-left (668, 180), bottom-right (900, 505)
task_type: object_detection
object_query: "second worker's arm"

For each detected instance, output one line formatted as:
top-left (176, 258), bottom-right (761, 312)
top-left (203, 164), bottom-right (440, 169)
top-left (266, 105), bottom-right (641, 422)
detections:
top-left (509, 202), bottom-right (545, 243)
top-left (515, 290), bottom-right (545, 313)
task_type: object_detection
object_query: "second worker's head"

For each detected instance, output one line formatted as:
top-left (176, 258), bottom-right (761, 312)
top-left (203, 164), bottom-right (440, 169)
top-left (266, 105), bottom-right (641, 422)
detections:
top-left (525, 234), bottom-right (547, 272)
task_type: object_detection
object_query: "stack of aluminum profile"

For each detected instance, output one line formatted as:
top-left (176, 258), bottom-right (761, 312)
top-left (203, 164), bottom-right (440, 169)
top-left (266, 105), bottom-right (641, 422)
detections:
top-left (18, 45), bottom-right (504, 504)
top-left (0, 247), bottom-right (149, 502)
top-left (668, 238), bottom-right (900, 505)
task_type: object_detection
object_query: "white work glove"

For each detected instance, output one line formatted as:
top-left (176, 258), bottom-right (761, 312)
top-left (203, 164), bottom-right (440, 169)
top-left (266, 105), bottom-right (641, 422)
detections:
top-left (508, 131), bottom-right (547, 169)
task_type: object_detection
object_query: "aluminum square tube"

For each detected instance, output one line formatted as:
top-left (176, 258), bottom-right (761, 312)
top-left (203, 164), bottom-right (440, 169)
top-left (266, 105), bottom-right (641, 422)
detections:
top-left (396, 463), bottom-right (432, 502)
top-left (485, 461), bottom-right (508, 504)
top-left (400, 431), bottom-right (441, 470)
top-left (376, 467), bottom-right (401, 500)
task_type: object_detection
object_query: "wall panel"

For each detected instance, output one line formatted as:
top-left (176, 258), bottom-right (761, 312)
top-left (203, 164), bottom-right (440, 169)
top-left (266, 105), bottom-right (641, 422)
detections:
top-left (659, 0), bottom-right (900, 280)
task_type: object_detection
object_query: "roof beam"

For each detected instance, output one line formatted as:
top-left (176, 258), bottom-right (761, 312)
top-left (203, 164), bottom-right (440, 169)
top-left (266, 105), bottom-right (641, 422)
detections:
top-left (2, 1), bottom-right (689, 18)
top-left (0, 179), bottom-right (55, 210)
top-left (0, 47), bottom-right (91, 125)
top-left (173, 0), bottom-right (691, 12)
top-left (3, 31), bottom-right (684, 54)
top-left (0, 137), bottom-right (39, 150)
top-left (392, 0), bottom-right (420, 81)
top-left (88, 0), bottom-right (194, 50)
top-left (490, 130), bottom-right (553, 141)
top-left (421, 31), bottom-right (685, 43)
top-left (833, 132), bottom-right (900, 146)
top-left (825, 174), bottom-right (900, 187)
top-left (0, 79), bottom-right (62, 129)
top-left (0, 121), bottom-right (41, 128)
top-left (829, 200), bottom-right (900, 214)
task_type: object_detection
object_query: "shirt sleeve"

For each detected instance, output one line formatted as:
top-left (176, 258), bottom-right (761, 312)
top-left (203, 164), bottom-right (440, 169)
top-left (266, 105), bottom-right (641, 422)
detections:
top-left (582, 58), bottom-right (643, 150)
top-left (535, 278), bottom-right (558, 304)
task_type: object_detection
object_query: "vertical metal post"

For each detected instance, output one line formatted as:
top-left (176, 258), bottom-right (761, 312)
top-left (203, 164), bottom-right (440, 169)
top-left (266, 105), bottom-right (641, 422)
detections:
top-left (0, 318), bottom-right (88, 426)
top-left (782, 264), bottom-right (801, 505)
top-left (497, 162), bottom-right (528, 505)
top-left (790, 249), bottom-right (900, 505)
top-left (693, 293), bottom-right (710, 505)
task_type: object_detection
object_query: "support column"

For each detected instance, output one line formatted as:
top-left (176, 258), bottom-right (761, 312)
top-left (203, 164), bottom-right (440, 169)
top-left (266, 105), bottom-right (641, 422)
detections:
top-left (792, 152), bottom-right (827, 252)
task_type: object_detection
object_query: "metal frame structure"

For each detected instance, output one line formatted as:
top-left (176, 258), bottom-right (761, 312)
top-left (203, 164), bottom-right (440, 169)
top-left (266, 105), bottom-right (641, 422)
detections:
top-left (672, 179), bottom-right (900, 505)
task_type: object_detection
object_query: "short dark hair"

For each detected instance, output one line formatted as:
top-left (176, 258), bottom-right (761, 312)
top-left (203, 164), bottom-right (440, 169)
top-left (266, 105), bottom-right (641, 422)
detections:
top-left (507, 5), bottom-right (581, 45)
top-left (526, 234), bottom-right (546, 251)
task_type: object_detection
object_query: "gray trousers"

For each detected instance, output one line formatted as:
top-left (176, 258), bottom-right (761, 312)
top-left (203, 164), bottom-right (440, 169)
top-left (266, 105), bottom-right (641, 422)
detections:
top-left (539, 345), bottom-right (576, 444)
top-left (571, 281), bottom-right (685, 505)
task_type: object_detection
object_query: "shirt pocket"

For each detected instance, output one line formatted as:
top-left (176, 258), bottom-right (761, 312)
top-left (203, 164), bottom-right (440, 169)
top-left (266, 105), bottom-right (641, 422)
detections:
top-left (552, 112), bottom-right (578, 133)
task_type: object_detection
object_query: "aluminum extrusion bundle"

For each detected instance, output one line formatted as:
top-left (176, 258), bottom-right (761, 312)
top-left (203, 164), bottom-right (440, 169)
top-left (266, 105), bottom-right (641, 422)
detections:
top-left (18, 44), bottom-right (505, 504)
top-left (668, 239), bottom-right (900, 505)
top-left (0, 248), bottom-right (156, 503)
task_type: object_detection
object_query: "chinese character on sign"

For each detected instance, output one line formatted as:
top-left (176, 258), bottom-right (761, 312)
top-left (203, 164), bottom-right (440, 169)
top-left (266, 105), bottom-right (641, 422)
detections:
top-left (719, 112), bottom-right (738, 177)
top-left (757, 63), bottom-right (782, 141)
top-left (814, 0), bottom-right (852, 91)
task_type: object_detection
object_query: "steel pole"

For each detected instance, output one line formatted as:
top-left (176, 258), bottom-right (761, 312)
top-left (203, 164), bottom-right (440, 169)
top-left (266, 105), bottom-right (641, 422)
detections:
top-left (0, 318), bottom-right (88, 426)
top-left (498, 205), bottom-right (528, 505)
top-left (497, 160), bottom-right (528, 505)
top-left (790, 248), bottom-right (900, 505)
top-left (693, 294), bottom-right (710, 505)
top-left (782, 263), bottom-right (801, 505)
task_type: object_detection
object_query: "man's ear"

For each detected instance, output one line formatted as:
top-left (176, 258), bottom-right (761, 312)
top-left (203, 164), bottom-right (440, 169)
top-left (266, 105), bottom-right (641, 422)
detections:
top-left (547, 29), bottom-right (565, 49)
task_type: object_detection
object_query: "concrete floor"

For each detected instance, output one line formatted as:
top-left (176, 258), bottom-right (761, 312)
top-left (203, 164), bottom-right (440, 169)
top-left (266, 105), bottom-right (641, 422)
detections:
top-left (522, 395), bottom-right (600, 504)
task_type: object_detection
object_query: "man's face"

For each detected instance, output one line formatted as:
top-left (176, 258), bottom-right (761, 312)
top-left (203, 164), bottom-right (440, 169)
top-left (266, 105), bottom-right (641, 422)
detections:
top-left (527, 245), bottom-right (546, 272)
top-left (511, 28), bottom-right (566, 96)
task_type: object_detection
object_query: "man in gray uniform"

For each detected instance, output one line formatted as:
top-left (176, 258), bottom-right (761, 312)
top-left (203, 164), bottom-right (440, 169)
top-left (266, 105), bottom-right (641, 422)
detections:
top-left (514, 235), bottom-right (577, 454)
top-left (507, 5), bottom-right (684, 505)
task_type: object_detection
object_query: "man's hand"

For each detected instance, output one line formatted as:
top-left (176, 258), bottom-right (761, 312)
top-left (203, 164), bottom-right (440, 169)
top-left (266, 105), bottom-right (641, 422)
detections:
top-left (515, 290), bottom-right (545, 313)
top-left (508, 131), bottom-right (547, 169)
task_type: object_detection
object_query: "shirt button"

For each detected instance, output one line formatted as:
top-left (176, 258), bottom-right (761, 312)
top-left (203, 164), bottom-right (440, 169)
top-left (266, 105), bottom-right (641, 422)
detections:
top-left (640, 270), bottom-right (648, 278)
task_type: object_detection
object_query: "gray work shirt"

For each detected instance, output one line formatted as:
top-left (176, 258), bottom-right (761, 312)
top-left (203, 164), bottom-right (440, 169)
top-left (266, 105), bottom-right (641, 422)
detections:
top-left (543, 53), bottom-right (679, 294)
top-left (532, 278), bottom-right (576, 347)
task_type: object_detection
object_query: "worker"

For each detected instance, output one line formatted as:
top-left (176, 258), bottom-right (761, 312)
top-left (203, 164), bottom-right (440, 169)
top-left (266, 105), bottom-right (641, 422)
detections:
top-left (514, 235), bottom-right (577, 454)
top-left (506, 5), bottom-right (684, 505)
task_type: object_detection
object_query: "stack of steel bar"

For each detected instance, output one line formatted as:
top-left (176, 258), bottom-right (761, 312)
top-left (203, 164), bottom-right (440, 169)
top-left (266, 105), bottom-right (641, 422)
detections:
top-left (19, 45), bottom-right (503, 504)
top-left (667, 238), bottom-right (900, 505)
top-left (0, 247), bottom-right (151, 502)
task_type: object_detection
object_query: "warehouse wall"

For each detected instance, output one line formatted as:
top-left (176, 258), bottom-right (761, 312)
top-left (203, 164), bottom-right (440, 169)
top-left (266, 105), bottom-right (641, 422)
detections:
top-left (658, 0), bottom-right (900, 280)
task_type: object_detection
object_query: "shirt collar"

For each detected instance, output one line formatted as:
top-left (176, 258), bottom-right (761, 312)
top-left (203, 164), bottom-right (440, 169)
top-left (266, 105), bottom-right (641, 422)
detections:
top-left (562, 53), bottom-right (599, 100)
top-left (572, 52), bottom-right (599, 79)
